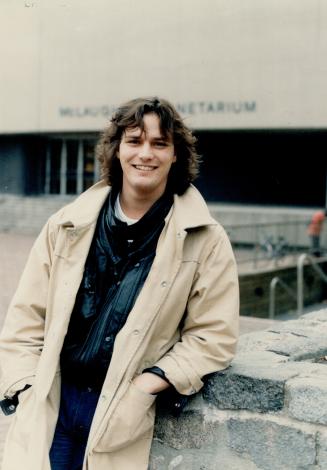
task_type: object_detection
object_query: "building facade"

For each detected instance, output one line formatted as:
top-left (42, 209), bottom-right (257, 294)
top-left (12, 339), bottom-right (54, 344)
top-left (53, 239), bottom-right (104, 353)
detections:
top-left (1, 0), bottom-right (327, 212)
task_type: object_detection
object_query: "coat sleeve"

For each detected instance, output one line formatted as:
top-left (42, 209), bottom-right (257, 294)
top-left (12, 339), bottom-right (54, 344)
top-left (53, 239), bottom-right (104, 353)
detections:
top-left (0, 218), bottom-right (58, 399)
top-left (154, 227), bottom-right (239, 395)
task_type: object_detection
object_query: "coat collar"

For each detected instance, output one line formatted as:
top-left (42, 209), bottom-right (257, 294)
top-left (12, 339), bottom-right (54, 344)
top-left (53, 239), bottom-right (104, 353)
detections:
top-left (57, 180), bottom-right (110, 228)
top-left (172, 185), bottom-right (217, 231)
top-left (56, 181), bottom-right (216, 231)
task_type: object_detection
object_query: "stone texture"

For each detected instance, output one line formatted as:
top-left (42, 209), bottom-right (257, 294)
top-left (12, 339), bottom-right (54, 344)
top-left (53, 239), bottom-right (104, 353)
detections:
top-left (275, 362), bottom-right (327, 378)
top-left (287, 377), bottom-right (327, 425)
top-left (202, 363), bottom-right (296, 412)
top-left (317, 429), bottom-right (327, 469)
top-left (267, 336), bottom-right (327, 361)
top-left (149, 442), bottom-right (260, 470)
top-left (228, 417), bottom-right (317, 470)
top-left (233, 351), bottom-right (289, 365)
top-left (153, 409), bottom-right (219, 450)
top-left (151, 410), bottom-right (261, 470)
top-left (237, 314), bottom-right (327, 362)
top-left (268, 316), bottom-right (327, 334)
top-left (237, 330), bottom-right (287, 355)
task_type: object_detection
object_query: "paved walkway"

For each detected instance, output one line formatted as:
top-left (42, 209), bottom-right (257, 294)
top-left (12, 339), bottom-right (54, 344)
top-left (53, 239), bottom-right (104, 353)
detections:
top-left (0, 232), bottom-right (283, 463)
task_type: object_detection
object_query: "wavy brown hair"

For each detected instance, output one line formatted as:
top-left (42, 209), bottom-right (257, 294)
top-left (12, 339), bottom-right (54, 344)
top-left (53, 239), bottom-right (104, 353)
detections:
top-left (96, 97), bottom-right (200, 195)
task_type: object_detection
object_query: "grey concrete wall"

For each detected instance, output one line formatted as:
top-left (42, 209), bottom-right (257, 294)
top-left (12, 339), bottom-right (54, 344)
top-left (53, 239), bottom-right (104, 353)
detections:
top-left (209, 204), bottom-right (326, 249)
top-left (0, 194), bottom-right (74, 234)
top-left (150, 310), bottom-right (327, 469)
top-left (0, 193), bottom-right (324, 239)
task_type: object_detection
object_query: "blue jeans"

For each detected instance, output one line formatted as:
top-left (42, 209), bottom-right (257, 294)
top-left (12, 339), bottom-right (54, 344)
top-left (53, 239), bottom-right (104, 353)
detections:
top-left (49, 380), bottom-right (100, 470)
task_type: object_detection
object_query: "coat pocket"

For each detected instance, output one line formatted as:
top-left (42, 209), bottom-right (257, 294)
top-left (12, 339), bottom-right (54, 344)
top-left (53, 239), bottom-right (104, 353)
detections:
top-left (94, 381), bottom-right (156, 453)
top-left (11, 386), bottom-right (34, 451)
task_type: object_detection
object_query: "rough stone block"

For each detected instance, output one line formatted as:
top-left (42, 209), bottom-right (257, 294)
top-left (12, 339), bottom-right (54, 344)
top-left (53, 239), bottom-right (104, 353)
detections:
top-left (237, 331), bottom-right (285, 354)
top-left (151, 414), bottom-right (260, 470)
top-left (233, 351), bottom-right (288, 365)
top-left (268, 323), bottom-right (327, 340)
top-left (287, 377), bottom-right (327, 425)
top-left (267, 336), bottom-right (327, 361)
top-left (317, 429), bottom-right (327, 469)
top-left (149, 443), bottom-right (260, 470)
top-left (228, 417), bottom-right (316, 470)
top-left (202, 363), bottom-right (296, 412)
top-left (238, 326), bottom-right (327, 362)
top-left (153, 409), bottom-right (220, 450)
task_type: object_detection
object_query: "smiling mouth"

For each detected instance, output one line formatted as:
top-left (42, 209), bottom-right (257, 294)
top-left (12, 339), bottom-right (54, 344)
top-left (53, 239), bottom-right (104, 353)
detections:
top-left (133, 165), bottom-right (157, 171)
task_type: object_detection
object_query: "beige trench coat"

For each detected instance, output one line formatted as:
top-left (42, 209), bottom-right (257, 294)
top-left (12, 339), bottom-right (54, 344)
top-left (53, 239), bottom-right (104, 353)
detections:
top-left (0, 181), bottom-right (239, 470)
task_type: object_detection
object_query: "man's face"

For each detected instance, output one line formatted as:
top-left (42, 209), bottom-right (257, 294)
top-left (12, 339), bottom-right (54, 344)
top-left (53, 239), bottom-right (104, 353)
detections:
top-left (118, 113), bottom-right (176, 201)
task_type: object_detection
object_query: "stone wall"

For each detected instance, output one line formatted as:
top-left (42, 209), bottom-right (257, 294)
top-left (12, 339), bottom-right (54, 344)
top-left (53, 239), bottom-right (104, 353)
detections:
top-left (150, 310), bottom-right (327, 470)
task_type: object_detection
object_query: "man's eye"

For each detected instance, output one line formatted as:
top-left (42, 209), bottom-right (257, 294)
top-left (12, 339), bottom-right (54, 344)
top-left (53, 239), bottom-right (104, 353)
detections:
top-left (127, 139), bottom-right (139, 145)
top-left (155, 142), bottom-right (167, 147)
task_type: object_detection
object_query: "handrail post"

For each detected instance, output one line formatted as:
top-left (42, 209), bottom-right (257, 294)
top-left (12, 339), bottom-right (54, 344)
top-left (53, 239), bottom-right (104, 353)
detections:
top-left (253, 225), bottom-right (258, 269)
top-left (269, 276), bottom-right (297, 319)
top-left (269, 277), bottom-right (279, 319)
top-left (297, 252), bottom-right (327, 317)
top-left (297, 254), bottom-right (306, 316)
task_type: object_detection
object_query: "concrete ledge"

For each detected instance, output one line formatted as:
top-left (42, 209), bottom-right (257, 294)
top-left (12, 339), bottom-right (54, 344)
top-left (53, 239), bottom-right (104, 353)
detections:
top-left (150, 310), bottom-right (327, 469)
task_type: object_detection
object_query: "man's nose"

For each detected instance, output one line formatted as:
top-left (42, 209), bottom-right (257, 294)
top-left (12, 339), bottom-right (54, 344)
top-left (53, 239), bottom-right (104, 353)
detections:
top-left (139, 142), bottom-right (153, 159)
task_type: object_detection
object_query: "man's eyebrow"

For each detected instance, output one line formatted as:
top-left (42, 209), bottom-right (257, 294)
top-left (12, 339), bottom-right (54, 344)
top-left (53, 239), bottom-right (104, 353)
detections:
top-left (152, 135), bottom-right (172, 142)
top-left (124, 131), bottom-right (141, 138)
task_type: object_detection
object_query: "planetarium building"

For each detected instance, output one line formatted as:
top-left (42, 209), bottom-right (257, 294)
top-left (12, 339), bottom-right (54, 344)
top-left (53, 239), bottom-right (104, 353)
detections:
top-left (1, 0), bottom-right (327, 233)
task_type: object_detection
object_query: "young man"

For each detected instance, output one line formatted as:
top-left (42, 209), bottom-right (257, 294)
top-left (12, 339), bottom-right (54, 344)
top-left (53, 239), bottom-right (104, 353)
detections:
top-left (0, 97), bottom-right (239, 470)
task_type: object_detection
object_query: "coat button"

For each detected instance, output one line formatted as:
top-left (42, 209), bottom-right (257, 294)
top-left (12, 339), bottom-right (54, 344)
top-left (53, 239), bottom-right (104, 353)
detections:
top-left (161, 281), bottom-right (167, 287)
top-left (132, 329), bottom-right (140, 336)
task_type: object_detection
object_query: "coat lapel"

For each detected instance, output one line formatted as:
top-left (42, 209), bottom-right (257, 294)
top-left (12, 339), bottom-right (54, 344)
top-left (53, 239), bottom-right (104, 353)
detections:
top-left (35, 183), bottom-right (110, 398)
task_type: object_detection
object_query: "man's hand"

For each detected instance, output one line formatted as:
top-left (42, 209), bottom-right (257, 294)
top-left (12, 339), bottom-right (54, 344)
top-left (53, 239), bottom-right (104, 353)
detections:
top-left (132, 372), bottom-right (170, 395)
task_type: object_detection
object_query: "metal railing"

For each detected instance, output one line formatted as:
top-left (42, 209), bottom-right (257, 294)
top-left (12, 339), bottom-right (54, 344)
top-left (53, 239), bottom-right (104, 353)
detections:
top-left (227, 220), bottom-right (327, 268)
top-left (268, 253), bottom-right (327, 318)
top-left (269, 276), bottom-right (297, 319)
top-left (227, 219), bottom-right (327, 318)
top-left (297, 253), bottom-right (327, 315)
